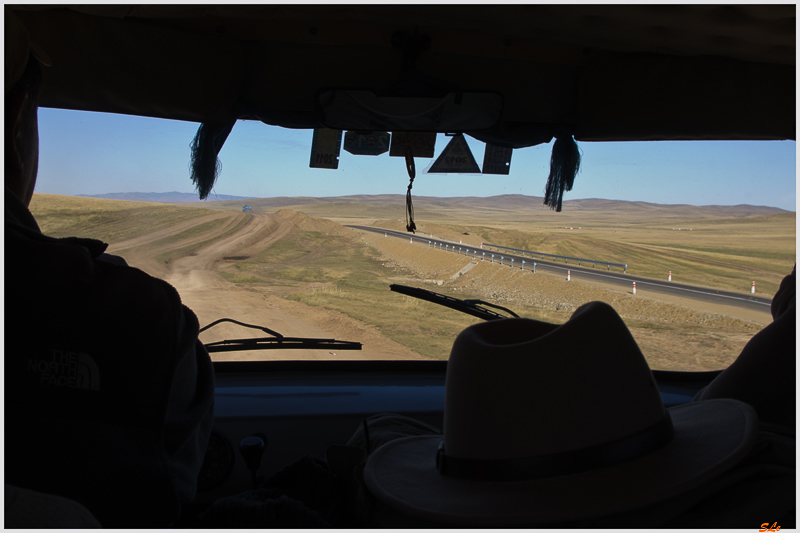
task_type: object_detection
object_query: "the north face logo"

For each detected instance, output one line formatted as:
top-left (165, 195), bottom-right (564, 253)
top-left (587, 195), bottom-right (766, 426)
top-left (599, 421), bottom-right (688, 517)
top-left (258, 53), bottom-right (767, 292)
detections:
top-left (27, 350), bottom-right (100, 391)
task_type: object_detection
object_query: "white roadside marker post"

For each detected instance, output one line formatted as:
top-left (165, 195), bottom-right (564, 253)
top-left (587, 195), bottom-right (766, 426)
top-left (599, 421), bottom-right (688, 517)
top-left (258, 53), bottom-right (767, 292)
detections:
top-left (669, 271), bottom-right (672, 282)
top-left (567, 270), bottom-right (571, 282)
top-left (751, 281), bottom-right (755, 294)
top-left (633, 282), bottom-right (637, 294)
top-left (521, 260), bottom-right (525, 271)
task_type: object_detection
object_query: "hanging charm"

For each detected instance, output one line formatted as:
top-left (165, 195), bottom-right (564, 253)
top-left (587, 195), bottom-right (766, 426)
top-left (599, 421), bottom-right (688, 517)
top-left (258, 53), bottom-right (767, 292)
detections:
top-left (543, 136), bottom-right (581, 212)
top-left (405, 145), bottom-right (417, 233)
top-left (189, 121), bottom-right (236, 200)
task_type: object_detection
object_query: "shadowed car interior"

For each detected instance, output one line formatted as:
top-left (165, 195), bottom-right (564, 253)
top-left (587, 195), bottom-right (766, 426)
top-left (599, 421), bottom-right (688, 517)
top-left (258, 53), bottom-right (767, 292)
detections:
top-left (4, 5), bottom-right (795, 529)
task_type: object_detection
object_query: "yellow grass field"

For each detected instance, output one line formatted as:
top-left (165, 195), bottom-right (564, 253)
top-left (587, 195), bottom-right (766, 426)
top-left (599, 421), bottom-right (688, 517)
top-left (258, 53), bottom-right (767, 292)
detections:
top-left (28, 193), bottom-right (795, 370)
top-left (188, 194), bottom-right (796, 296)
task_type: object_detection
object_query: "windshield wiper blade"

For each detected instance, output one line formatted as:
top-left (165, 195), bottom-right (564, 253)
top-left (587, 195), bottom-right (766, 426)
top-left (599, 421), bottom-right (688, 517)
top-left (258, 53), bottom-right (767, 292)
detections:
top-left (204, 337), bottom-right (362, 353)
top-left (200, 318), bottom-right (362, 353)
top-left (389, 284), bottom-right (519, 321)
top-left (200, 318), bottom-right (284, 337)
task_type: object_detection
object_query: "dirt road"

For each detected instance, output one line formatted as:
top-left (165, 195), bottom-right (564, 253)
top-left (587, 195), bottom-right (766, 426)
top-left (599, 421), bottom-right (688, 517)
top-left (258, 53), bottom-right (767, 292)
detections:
top-left (109, 212), bottom-right (422, 361)
top-left (109, 209), bottom-right (773, 368)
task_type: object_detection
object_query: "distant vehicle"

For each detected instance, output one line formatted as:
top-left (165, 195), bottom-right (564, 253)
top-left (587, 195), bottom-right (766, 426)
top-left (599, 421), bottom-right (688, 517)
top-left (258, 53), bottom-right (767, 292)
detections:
top-left (242, 205), bottom-right (251, 212)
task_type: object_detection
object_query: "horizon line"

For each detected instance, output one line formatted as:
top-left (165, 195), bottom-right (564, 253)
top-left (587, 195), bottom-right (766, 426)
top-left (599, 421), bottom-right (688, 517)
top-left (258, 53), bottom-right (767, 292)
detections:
top-left (51, 191), bottom-right (796, 213)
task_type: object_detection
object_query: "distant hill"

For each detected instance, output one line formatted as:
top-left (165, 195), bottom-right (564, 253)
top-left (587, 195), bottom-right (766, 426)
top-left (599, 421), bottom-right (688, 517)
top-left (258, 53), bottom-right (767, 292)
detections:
top-left (78, 191), bottom-right (254, 203)
top-left (183, 193), bottom-right (790, 214)
top-left (76, 192), bottom-right (790, 218)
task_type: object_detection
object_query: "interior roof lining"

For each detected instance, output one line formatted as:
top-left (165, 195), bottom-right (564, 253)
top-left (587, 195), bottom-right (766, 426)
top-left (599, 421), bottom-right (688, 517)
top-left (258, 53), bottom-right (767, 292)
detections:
top-left (12, 4), bottom-right (795, 65)
top-left (12, 5), bottom-right (796, 143)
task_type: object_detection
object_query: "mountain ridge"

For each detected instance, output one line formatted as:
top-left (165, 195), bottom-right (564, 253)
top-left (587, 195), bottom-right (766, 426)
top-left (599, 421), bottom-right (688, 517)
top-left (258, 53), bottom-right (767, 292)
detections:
top-left (76, 191), bottom-right (791, 215)
top-left (78, 191), bottom-right (252, 203)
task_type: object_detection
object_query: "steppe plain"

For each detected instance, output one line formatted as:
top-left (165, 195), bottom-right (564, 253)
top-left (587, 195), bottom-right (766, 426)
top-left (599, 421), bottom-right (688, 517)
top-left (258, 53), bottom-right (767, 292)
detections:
top-left (30, 193), bottom-right (795, 371)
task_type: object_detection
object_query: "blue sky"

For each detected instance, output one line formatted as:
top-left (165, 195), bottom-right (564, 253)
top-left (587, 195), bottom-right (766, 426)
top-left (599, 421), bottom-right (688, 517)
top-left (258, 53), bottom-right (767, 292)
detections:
top-left (36, 108), bottom-right (797, 211)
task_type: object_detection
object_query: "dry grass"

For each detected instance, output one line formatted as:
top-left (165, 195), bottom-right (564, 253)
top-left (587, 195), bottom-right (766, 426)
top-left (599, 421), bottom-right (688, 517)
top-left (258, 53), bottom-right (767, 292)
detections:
top-left (28, 193), bottom-right (793, 367)
top-left (30, 194), bottom-right (214, 243)
top-left (192, 194), bottom-right (794, 295)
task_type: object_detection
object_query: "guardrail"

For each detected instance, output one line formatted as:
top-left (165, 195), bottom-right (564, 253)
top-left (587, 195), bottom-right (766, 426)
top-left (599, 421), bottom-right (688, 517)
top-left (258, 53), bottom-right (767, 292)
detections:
top-left (429, 240), bottom-right (539, 272)
top-left (481, 243), bottom-right (627, 272)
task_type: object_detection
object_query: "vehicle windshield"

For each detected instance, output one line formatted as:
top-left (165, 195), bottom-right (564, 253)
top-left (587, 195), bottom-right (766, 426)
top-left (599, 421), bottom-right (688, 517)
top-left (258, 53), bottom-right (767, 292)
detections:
top-left (30, 108), bottom-right (796, 370)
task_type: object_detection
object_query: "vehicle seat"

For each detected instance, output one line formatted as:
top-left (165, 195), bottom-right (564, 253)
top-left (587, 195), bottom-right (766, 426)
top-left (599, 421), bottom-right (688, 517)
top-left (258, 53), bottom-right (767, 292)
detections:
top-left (4, 484), bottom-right (101, 528)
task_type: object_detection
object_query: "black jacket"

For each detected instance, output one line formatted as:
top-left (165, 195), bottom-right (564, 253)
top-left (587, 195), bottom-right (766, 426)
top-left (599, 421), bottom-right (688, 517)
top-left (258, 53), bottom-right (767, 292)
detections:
top-left (4, 188), bottom-right (215, 527)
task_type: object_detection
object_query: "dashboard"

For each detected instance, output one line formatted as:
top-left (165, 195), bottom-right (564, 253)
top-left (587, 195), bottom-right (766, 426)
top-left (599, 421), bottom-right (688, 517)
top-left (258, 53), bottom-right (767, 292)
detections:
top-left (194, 361), bottom-right (719, 505)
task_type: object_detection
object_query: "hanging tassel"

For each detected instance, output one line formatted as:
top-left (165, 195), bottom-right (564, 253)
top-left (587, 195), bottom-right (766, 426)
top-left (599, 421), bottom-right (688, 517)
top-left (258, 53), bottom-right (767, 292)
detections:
top-left (405, 145), bottom-right (417, 233)
top-left (189, 121), bottom-right (236, 200)
top-left (543, 136), bottom-right (581, 212)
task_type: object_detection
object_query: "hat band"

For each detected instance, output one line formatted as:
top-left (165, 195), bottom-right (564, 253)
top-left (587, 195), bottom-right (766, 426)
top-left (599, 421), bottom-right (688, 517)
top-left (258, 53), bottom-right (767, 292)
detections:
top-left (436, 412), bottom-right (674, 481)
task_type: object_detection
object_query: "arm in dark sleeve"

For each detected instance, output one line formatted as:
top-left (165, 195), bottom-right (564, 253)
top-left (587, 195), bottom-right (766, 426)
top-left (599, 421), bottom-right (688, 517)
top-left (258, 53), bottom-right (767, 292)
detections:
top-left (162, 305), bottom-right (216, 511)
top-left (694, 267), bottom-right (796, 429)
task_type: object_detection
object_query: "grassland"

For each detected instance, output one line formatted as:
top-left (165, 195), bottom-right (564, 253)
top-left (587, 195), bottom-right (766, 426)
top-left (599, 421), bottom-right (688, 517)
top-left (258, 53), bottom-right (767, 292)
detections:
top-left (30, 194), bottom-right (214, 242)
top-left (441, 214), bottom-right (795, 295)
top-left (188, 194), bottom-right (795, 295)
top-left (200, 224), bottom-right (492, 359)
top-left (28, 193), bottom-right (795, 367)
top-left (283, 248), bottom-right (485, 359)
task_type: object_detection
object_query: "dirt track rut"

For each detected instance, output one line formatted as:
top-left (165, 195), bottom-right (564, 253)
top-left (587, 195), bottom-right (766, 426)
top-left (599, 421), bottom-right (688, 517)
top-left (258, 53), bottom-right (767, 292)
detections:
top-left (110, 212), bottom-right (421, 361)
top-left (109, 208), bottom-right (774, 368)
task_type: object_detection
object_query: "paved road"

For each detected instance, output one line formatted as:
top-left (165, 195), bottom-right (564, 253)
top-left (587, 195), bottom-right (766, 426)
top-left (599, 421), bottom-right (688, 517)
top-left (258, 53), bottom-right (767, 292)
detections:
top-left (348, 225), bottom-right (772, 313)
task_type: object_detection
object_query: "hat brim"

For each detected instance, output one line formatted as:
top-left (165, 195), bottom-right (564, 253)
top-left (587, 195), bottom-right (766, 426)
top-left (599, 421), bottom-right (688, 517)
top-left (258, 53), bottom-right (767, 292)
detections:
top-left (363, 399), bottom-right (758, 526)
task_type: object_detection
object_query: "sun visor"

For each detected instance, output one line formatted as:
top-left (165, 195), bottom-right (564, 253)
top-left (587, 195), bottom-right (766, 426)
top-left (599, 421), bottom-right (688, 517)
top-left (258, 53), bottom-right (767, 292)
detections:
top-left (317, 89), bottom-right (503, 133)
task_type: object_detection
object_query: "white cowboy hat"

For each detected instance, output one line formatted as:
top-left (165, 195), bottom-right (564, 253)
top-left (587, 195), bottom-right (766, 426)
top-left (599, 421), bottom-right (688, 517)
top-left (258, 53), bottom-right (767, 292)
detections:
top-left (363, 301), bottom-right (758, 526)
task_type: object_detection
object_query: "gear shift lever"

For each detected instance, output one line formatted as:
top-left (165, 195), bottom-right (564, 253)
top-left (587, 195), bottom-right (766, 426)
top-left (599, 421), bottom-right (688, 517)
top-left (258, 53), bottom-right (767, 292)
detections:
top-left (239, 434), bottom-right (266, 489)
